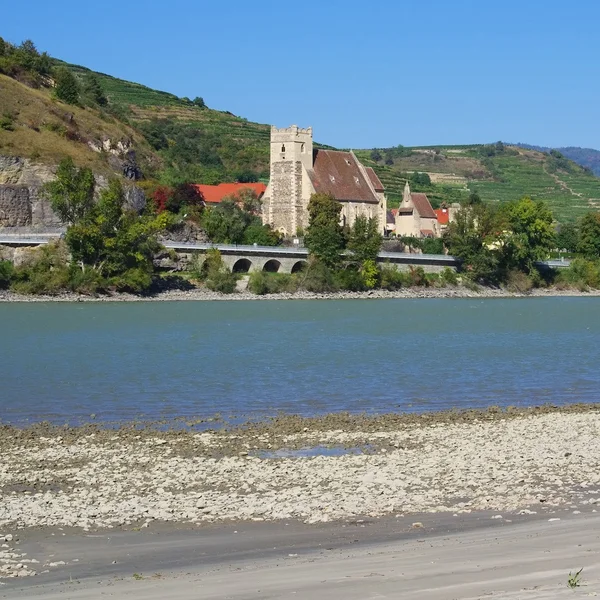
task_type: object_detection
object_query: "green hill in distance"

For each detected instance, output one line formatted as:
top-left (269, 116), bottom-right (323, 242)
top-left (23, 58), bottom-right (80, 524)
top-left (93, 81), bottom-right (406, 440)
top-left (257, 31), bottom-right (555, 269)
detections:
top-left (1, 37), bottom-right (599, 224)
top-left (355, 143), bottom-right (600, 223)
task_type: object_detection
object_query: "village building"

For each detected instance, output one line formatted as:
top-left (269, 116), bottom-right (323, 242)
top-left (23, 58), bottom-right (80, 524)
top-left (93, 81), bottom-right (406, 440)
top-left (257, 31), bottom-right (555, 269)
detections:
top-left (261, 125), bottom-right (387, 236)
top-left (193, 182), bottom-right (266, 206)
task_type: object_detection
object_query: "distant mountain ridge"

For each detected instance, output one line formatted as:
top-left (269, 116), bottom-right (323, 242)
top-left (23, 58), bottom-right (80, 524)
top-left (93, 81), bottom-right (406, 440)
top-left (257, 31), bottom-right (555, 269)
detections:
top-left (514, 144), bottom-right (600, 176)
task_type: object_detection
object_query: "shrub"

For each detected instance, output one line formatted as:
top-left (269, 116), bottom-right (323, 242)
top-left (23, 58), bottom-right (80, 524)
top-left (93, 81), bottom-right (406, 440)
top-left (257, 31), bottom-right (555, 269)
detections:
top-left (206, 270), bottom-right (237, 294)
top-left (506, 270), bottom-right (533, 294)
top-left (11, 244), bottom-right (71, 295)
top-left (248, 272), bottom-right (297, 295)
top-left (0, 260), bottom-right (14, 289)
top-left (334, 267), bottom-right (366, 292)
top-left (379, 265), bottom-right (406, 290)
top-left (440, 267), bottom-right (458, 286)
top-left (407, 266), bottom-right (428, 287)
top-left (299, 261), bottom-right (337, 293)
top-left (556, 258), bottom-right (600, 290)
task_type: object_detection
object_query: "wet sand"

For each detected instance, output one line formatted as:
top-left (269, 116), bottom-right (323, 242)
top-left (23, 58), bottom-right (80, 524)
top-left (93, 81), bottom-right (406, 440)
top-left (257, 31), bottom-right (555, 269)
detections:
top-left (6, 512), bottom-right (600, 599)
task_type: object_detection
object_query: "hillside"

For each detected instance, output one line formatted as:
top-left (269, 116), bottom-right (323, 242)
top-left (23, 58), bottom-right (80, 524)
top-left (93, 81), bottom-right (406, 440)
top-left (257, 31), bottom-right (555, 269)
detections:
top-left (1, 37), bottom-right (600, 223)
top-left (515, 143), bottom-right (600, 177)
top-left (0, 73), bottom-right (161, 178)
top-left (355, 143), bottom-right (600, 223)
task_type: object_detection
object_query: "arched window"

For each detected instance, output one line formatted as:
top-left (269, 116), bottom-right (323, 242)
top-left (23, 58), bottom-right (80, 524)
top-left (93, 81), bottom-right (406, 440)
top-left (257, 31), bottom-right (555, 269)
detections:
top-left (301, 143), bottom-right (305, 153)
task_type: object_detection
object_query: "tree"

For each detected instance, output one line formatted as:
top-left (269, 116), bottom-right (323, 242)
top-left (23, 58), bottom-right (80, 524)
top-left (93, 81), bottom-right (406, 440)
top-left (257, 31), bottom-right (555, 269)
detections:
top-left (500, 197), bottom-right (555, 272)
top-left (43, 157), bottom-right (95, 225)
top-left (54, 67), bottom-right (80, 104)
top-left (65, 179), bottom-right (164, 292)
top-left (82, 73), bottom-right (107, 106)
top-left (556, 222), bottom-right (580, 253)
top-left (0, 37), bottom-right (6, 57)
top-left (370, 149), bottom-right (382, 162)
top-left (201, 200), bottom-right (248, 244)
top-left (577, 212), bottom-right (600, 258)
top-left (347, 215), bottom-right (382, 264)
top-left (443, 204), bottom-right (501, 283)
top-left (467, 191), bottom-right (482, 205)
top-left (192, 97), bottom-right (205, 108)
top-left (304, 193), bottom-right (344, 268)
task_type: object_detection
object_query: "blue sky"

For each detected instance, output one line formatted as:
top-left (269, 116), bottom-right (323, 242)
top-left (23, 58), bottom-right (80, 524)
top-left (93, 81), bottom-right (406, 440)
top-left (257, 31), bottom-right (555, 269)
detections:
top-left (2, 0), bottom-right (598, 149)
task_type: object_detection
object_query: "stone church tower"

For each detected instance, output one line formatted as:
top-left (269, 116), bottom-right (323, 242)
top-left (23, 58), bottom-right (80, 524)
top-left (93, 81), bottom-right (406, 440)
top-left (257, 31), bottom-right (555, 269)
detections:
top-left (262, 125), bottom-right (386, 237)
top-left (263, 125), bottom-right (313, 235)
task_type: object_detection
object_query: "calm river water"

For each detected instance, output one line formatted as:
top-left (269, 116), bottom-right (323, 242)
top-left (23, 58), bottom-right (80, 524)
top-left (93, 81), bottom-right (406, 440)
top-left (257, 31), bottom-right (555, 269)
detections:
top-left (0, 298), bottom-right (599, 424)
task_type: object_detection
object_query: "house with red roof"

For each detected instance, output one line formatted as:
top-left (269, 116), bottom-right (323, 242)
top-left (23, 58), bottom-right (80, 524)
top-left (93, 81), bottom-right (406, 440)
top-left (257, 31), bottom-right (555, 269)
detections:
top-left (261, 125), bottom-right (387, 236)
top-left (192, 182), bottom-right (267, 206)
top-left (393, 182), bottom-right (440, 238)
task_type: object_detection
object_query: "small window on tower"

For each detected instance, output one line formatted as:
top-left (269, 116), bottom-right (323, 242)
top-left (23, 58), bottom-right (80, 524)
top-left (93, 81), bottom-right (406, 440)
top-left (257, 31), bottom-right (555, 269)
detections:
top-left (301, 143), bottom-right (305, 153)
top-left (281, 144), bottom-right (286, 153)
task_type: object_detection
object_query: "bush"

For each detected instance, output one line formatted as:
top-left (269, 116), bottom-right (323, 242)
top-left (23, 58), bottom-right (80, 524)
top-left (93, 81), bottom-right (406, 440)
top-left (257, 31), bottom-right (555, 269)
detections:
top-left (299, 261), bottom-right (337, 293)
top-left (10, 243), bottom-right (70, 295)
top-left (440, 267), bottom-right (458, 286)
top-left (248, 272), bottom-right (297, 295)
top-left (0, 260), bottom-right (14, 289)
top-left (506, 270), bottom-right (533, 294)
top-left (379, 264), bottom-right (406, 290)
top-left (406, 266), bottom-right (428, 287)
top-left (206, 270), bottom-right (237, 294)
top-left (334, 267), bottom-right (366, 292)
top-left (556, 258), bottom-right (600, 290)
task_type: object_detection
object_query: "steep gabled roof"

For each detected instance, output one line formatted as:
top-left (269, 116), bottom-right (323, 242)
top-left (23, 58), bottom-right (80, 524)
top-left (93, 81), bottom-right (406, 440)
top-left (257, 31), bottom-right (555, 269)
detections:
top-left (411, 193), bottom-right (437, 219)
top-left (365, 167), bottom-right (385, 192)
top-left (435, 208), bottom-right (450, 225)
top-left (192, 183), bottom-right (267, 204)
top-left (308, 150), bottom-right (379, 204)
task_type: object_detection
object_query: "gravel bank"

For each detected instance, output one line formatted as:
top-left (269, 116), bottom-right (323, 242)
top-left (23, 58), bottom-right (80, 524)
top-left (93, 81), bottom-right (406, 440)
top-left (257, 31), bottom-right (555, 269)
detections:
top-left (1, 407), bottom-right (599, 537)
top-left (1, 286), bottom-right (600, 302)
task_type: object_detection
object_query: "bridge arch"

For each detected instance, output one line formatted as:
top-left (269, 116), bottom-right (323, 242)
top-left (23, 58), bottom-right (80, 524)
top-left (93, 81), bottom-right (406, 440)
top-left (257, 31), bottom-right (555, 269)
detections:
top-left (232, 258), bottom-right (252, 273)
top-left (263, 259), bottom-right (281, 273)
top-left (291, 260), bottom-right (307, 274)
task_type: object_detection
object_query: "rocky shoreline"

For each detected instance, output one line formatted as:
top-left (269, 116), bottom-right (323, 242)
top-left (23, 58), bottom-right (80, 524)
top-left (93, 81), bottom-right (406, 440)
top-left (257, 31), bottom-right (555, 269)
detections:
top-left (1, 406), bottom-right (599, 539)
top-left (1, 285), bottom-right (599, 302)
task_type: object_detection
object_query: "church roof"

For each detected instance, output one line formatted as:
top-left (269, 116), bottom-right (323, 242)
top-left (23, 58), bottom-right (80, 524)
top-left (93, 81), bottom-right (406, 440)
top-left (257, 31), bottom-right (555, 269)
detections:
top-left (410, 193), bottom-right (437, 219)
top-left (365, 167), bottom-right (385, 192)
top-left (308, 150), bottom-right (379, 204)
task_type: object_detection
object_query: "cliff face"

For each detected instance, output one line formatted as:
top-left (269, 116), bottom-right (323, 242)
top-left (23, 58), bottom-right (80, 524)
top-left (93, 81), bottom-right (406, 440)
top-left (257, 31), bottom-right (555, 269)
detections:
top-left (0, 156), bottom-right (62, 230)
top-left (0, 155), bottom-right (147, 233)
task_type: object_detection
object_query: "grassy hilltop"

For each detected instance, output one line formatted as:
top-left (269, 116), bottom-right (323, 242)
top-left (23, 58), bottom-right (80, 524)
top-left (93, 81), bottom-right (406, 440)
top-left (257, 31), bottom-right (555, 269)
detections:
top-left (1, 38), bottom-right (600, 222)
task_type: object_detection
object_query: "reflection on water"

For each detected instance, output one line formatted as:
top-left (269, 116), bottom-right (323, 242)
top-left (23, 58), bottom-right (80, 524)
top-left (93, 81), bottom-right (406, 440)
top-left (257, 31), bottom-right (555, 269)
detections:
top-left (0, 298), bottom-right (599, 424)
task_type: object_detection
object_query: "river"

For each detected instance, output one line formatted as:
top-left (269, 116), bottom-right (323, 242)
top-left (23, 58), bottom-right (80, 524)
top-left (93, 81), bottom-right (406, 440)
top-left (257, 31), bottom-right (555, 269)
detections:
top-left (0, 297), bottom-right (598, 425)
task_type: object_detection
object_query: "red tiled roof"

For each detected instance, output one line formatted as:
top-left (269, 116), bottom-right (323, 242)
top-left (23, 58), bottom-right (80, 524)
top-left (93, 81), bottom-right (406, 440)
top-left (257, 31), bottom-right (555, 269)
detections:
top-left (308, 150), bottom-right (379, 204)
top-left (411, 193), bottom-right (437, 219)
top-left (435, 208), bottom-right (450, 225)
top-left (365, 167), bottom-right (385, 192)
top-left (192, 183), bottom-right (266, 204)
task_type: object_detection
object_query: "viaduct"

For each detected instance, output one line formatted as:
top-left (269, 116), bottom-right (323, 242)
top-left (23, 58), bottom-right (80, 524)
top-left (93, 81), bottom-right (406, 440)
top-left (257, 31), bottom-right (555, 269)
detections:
top-left (0, 234), bottom-right (570, 273)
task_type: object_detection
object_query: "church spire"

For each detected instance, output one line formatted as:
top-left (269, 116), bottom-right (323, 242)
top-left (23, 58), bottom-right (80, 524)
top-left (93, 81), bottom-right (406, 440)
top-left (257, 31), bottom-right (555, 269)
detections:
top-left (402, 180), bottom-right (412, 206)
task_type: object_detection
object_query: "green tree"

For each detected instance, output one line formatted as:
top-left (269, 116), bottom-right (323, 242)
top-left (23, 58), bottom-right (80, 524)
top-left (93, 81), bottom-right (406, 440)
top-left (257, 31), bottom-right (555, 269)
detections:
top-left (192, 97), bottom-right (205, 108)
top-left (347, 215), bottom-right (382, 264)
top-left (0, 260), bottom-right (14, 289)
top-left (201, 200), bottom-right (248, 244)
top-left (443, 204), bottom-right (501, 283)
top-left (66, 179), bottom-right (164, 292)
top-left (500, 197), bottom-right (555, 272)
top-left (577, 212), bottom-right (600, 258)
top-left (82, 73), bottom-right (107, 106)
top-left (54, 67), bottom-right (80, 104)
top-left (43, 157), bottom-right (95, 225)
top-left (556, 222), bottom-right (580, 253)
top-left (0, 37), bottom-right (6, 57)
top-left (304, 193), bottom-right (344, 268)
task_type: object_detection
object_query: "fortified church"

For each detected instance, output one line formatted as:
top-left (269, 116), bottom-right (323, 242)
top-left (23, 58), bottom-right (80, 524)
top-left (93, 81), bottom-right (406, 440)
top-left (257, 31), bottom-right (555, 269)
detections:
top-left (261, 125), bottom-right (453, 240)
top-left (261, 125), bottom-right (387, 236)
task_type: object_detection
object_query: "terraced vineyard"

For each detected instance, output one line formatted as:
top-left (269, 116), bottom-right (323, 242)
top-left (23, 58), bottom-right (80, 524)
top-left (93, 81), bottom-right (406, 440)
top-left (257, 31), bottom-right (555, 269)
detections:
top-left (357, 145), bottom-right (600, 222)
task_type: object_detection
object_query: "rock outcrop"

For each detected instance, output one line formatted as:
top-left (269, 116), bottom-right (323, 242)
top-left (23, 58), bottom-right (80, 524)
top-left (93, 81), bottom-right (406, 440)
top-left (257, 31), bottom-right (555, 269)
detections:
top-left (0, 155), bottom-right (146, 234)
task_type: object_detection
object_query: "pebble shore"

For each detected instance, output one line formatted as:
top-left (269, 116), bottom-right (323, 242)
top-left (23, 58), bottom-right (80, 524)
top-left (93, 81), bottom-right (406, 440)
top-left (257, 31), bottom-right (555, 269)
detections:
top-left (0, 286), bottom-right (599, 302)
top-left (1, 408), bottom-right (599, 536)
